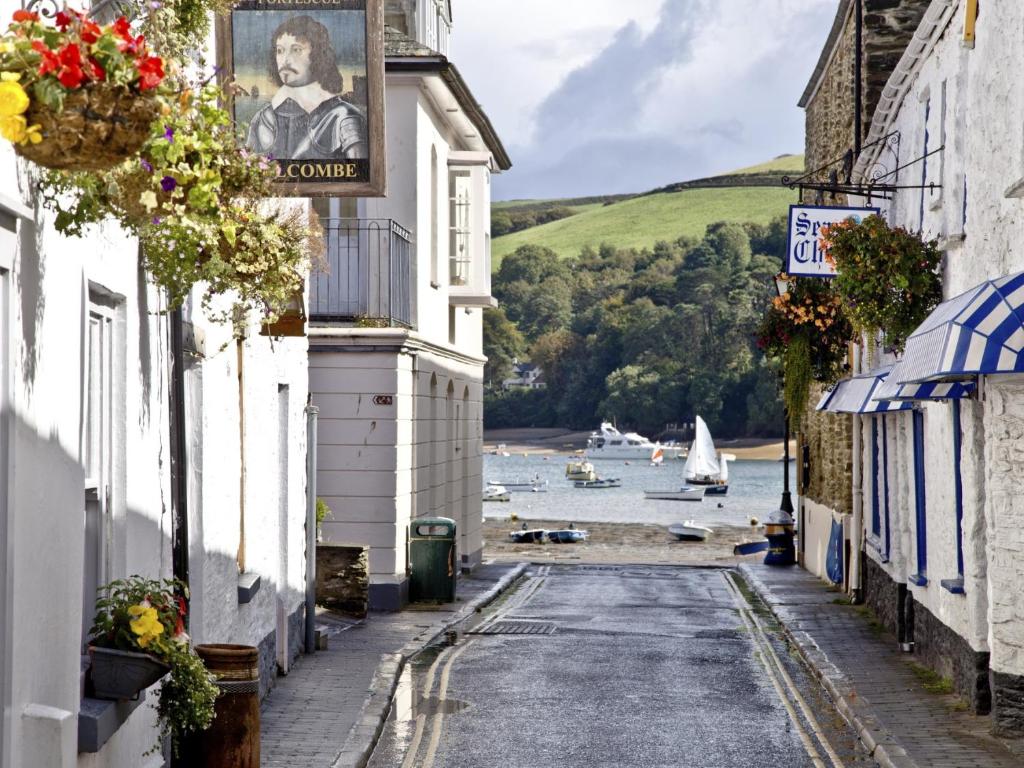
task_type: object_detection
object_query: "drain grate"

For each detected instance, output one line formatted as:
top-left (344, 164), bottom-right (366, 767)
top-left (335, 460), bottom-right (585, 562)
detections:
top-left (471, 620), bottom-right (556, 636)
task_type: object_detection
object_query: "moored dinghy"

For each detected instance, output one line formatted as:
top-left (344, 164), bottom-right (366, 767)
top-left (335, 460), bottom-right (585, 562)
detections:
top-left (548, 528), bottom-right (588, 543)
top-left (644, 487), bottom-right (704, 501)
top-left (668, 521), bottom-right (714, 541)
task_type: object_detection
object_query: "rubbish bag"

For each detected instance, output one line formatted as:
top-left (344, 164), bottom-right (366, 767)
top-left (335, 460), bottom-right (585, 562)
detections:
top-left (826, 518), bottom-right (844, 585)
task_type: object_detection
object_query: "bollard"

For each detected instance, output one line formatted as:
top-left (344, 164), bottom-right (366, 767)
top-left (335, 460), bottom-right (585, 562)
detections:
top-left (182, 644), bottom-right (260, 768)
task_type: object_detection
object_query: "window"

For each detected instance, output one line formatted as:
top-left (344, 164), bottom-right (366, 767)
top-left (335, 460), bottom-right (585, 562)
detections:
top-left (82, 298), bottom-right (118, 648)
top-left (910, 410), bottom-right (928, 586)
top-left (449, 170), bottom-right (471, 286)
top-left (882, 418), bottom-right (891, 561)
top-left (870, 417), bottom-right (880, 540)
top-left (942, 401), bottom-right (966, 594)
top-left (430, 147), bottom-right (439, 287)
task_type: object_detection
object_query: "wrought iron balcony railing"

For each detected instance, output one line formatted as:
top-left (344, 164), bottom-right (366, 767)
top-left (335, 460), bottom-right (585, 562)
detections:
top-left (310, 219), bottom-right (415, 329)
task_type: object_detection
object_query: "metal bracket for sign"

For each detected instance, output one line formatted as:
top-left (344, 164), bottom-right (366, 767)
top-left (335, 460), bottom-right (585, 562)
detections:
top-left (782, 131), bottom-right (944, 202)
top-left (23, 0), bottom-right (139, 22)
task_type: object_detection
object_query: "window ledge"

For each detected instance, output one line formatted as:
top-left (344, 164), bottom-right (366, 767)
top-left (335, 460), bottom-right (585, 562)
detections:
top-left (78, 692), bottom-right (149, 753)
top-left (940, 577), bottom-right (965, 595)
top-left (430, 281), bottom-right (440, 290)
top-left (238, 572), bottom-right (262, 604)
top-left (909, 573), bottom-right (929, 587)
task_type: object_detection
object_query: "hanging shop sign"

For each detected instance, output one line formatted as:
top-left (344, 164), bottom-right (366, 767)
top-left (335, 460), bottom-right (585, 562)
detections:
top-left (218, 0), bottom-right (385, 196)
top-left (785, 204), bottom-right (878, 277)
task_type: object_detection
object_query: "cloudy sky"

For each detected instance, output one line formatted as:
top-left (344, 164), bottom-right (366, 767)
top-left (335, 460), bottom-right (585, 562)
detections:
top-left (452, 0), bottom-right (838, 200)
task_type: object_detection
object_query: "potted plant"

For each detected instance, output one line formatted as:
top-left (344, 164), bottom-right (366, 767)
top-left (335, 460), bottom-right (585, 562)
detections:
top-left (756, 275), bottom-right (854, 424)
top-left (0, 8), bottom-right (166, 170)
top-left (820, 215), bottom-right (942, 352)
top-left (89, 576), bottom-right (218, 754)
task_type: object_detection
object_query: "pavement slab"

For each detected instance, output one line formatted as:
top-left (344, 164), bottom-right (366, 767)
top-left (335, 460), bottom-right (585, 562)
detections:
top-left (740, 564), bottom-right (1024, 768)
top-left (260, 562), bottom-right (527, 768)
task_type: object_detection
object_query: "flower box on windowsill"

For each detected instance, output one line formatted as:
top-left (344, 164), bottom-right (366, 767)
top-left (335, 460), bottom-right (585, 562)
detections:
top-left (89, 647), bottom-right (169, 701)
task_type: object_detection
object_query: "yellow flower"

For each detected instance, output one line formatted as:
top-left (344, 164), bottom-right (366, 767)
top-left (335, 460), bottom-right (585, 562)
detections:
top-left (24, 123), bottom-right (40, 144)
top-left (0, 72), bottom-right (21, 82)
top-left (0, 114), bottom-right (26, 144)
top-left (128, 604), bottom-right (164, 648)
top-left (0, 80), bottom-right (28, 118)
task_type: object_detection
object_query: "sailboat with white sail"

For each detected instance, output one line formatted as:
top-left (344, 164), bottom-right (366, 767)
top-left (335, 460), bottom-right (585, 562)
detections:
top-left (683, 416), bottom-right (733, 494)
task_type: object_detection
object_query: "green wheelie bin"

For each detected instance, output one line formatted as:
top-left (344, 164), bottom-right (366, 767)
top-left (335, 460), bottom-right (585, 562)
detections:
top-left (409, 517), bottom-right (457, 602)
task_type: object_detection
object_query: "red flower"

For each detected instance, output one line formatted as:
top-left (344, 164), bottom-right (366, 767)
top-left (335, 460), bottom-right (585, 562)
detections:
top-left (136, 55), bottom-right (164, 91)
top-left (80, 20), bottom-right (101, 44)
top-left (56, 43), bottom-right (85, 89)
top-left (32, 40), bottom-right (59, 77)
top-left (12, 9), bottom-right (38, 22)
top-left (87, 56), bottom-right (105, 81)
top-left (112, 16), bottom-right (131, 40)
top-left (54, 10), bottom-right (72, 30)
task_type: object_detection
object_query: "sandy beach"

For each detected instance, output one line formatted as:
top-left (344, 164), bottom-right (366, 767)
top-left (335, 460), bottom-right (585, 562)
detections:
top-left (483, 517), bottom-right (768, 566)
top-left (483, 428), bottom-right (794, 461)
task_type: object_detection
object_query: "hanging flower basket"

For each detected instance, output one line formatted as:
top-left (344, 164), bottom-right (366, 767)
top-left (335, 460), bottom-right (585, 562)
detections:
top-left (820, 215), bottom-right (942, 352)
top-left (16, 83), bottom-right (160, 171)
top-left (0, 9), bottom-right (166, 171)
top-left (756, 276), bottom-right (854, 424)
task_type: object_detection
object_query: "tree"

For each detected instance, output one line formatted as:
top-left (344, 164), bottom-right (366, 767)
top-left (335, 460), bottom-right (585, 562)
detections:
top-left (482, 308), bottom-right (526, 388)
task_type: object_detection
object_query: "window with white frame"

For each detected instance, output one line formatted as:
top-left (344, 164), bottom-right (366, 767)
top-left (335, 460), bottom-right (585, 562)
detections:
top-left (449, 170), bottom-right (471, 286)
top-left (81, 295), bottom-right (121, 650)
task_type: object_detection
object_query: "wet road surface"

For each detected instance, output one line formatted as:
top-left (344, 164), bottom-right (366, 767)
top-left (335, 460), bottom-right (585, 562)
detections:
top-left (368, 564), bottom-right (875, 768)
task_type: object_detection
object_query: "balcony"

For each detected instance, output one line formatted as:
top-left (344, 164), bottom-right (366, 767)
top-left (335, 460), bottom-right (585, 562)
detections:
top-left (310, 219), bottom-right (415, 329)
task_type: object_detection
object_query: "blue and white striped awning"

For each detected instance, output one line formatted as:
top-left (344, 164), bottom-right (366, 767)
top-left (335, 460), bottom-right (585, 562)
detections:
top-left (873, 378), bottom-right (976, 403)
top-left (894, 271), bottom-right (1024, 384)
top-left (816, 366), bottom-right (913, 414)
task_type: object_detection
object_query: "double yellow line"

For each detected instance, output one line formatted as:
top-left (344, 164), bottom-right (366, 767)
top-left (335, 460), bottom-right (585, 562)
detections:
top-left (724, 572), bottom-right (847, 768)
top-left (400, 566), bottom-right (550, 768)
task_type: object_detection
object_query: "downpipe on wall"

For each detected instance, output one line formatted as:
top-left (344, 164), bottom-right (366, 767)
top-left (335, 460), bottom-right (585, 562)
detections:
top-left (304, 404), bottom-right (319, 654)
top-left (849, 339), bottom-right (864, 603)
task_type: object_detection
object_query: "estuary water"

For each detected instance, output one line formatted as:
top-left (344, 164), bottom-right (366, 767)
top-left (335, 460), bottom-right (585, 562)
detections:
top-left (482, 453), bottom-right (796, 528)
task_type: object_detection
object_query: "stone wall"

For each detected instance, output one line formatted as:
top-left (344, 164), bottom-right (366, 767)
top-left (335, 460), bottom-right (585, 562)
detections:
top-left (912, 595), bottom-right (991, 714)
top-left (799, 388), bottom-right (853, 515)
top-left (863, 555), bottom-right (901, 637)
top-left (317, 544), bottom-right (370, 618)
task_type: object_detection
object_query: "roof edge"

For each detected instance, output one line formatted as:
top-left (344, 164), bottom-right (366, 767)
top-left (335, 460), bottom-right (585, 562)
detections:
top-left (386, 57), bottom-right (512, 171)
top-left (798, 0), bottom-right (855, 108)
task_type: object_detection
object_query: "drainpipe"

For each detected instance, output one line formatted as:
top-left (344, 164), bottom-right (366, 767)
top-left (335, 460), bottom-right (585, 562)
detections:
top-left (170, 306), bottom-right (190, 624)
top-left (849, 340), bottom-right (864, 603)
top-left (304, 405), bottom-right (319, 654)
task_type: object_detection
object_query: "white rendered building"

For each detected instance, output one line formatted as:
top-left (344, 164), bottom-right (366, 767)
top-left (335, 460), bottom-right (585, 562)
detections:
top-left (0, 6), bottom-right (313, 768)
top-left (310, 7), bottom-right (511, 609)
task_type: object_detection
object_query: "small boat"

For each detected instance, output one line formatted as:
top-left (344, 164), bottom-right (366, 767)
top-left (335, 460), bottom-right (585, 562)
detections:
top-left (488, 476), bottom-right (548, 493)
top-left (547, 529), bottom-right (588, 543)
top-left (509, 528), bottom-right (547, 543)
top-left (704, 484), bottom-right (728, 496)
top-left (650, 448), bottom-right (664, 467)
top-left (733, 540), bottom-right (770, 555)
top-left (574, 478), bottom-right (621, 489)
top-left (683, 417), bottom-right (733, 493)
top-left (565, 459), bottom-right (597, 482)
top-left (644, 487), bottom-right (704, 501)
top-left (483, 485), bottom-right (511, 502)
top-left (668, 521), bottom-right (714, 541)
top-left (584, 422), bottom-right (685, 461)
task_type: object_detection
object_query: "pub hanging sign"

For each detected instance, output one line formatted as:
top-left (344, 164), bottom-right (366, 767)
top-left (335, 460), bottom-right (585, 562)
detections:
top-left (785, 204), bottom-right (879, 278)
top-left (217, 0), bottom-right (386, 196)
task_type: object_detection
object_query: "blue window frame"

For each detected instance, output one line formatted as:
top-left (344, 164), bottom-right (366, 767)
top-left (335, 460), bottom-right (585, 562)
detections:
top-left (871, 417), bottom-right (881, 539)
top-left (882, 419), bottom-right (892, 560)
top-left (942, 401), bottom-right (966, 594)
top-left (910, 410), bottom-right (928, 586)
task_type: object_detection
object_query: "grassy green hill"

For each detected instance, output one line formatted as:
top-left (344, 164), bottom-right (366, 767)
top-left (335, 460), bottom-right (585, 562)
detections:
top-left (492, 155), bottom-right (803, 267)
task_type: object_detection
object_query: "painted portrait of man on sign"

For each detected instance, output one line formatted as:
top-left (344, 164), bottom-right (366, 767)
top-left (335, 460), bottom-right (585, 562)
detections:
top-left (247, 15), bottom-right (367, 161)
top-left (222, 0), bottom-right (385, 196)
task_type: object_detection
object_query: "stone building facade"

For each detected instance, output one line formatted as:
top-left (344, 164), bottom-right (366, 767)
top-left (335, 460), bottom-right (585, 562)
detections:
top-left (805, 0), bottom-right (1024, 736)
top-left (796, 0), bottom-right (930, 582)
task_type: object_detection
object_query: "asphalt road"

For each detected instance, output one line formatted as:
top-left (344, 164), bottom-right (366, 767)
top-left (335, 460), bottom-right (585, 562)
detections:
top-left (368, 565), bottom-right (875, 768)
